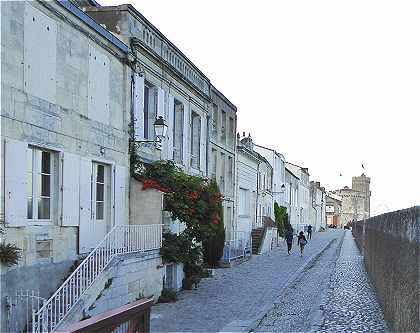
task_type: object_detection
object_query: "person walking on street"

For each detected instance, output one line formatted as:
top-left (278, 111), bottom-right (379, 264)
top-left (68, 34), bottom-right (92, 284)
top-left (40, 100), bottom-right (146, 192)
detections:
top-left (297, 231), bottom-right (308, 257)
top-left (307, 224), bottom-right (313, 239)
top-left (285, 228), bottom-right (294, 255)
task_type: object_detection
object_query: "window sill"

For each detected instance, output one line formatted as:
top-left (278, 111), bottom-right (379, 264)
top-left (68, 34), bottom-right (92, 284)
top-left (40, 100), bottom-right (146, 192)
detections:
top-left (27, 221), bottom-right (55, 227)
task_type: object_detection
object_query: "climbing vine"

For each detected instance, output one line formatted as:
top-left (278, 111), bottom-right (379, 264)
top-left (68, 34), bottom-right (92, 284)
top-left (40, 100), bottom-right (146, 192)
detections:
top-left (131, 154), bottom-right (225, 287)
top-left (133, 160), bottom-right (224, 242)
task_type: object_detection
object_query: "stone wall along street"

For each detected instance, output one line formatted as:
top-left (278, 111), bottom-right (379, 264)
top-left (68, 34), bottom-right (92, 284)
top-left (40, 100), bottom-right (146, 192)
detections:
top-left (352, 206), bottom-right (420, 333)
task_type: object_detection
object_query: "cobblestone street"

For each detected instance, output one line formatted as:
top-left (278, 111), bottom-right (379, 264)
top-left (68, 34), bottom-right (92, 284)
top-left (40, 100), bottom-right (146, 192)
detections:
top-left (253, 232), bottom-right (343, 332)
top-left (254, 230), bottom-right (389, 333)
top-left (151, 231), bottom-right (341, 332)
top-left (152, 230), bottom-right (390, 333)
top-left (316, 231), bottom-right (389, 333)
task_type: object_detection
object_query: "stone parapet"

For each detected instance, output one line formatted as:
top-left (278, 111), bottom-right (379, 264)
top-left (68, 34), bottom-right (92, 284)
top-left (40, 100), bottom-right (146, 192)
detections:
top-left (352, 206), bottom-right (419, 333)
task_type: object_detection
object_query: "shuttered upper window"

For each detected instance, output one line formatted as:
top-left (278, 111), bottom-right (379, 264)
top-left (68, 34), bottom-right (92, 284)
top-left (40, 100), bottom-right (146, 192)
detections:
top-left (144, 83), bottom-right (157, 140)
top-left (173, 99), bottom-right (184, 163)
top-left (190, 111), bottom-right (201, 169)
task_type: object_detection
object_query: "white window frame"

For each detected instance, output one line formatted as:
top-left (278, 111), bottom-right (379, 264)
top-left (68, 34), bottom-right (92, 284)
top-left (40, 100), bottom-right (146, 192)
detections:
top-left (27, 146), bottom-right (56, 224)
top-left (92, 163), bottom-right (107, 221)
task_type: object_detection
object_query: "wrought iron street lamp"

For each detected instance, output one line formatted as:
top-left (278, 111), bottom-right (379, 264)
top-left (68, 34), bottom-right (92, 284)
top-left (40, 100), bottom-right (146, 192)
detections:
top-left (154, 116), bottom-right (168, 140)
top-left (272, 184), bottom-right (286, 194)
top-left (137, 116), bottom-right (168, 149)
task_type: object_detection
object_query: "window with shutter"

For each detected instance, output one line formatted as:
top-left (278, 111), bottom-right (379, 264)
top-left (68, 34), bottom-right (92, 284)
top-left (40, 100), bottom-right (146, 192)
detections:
top-left (62, 152), bottom-right (80, 226)
top-left (5, 139), bottom-right (27, 227)
top-left (190, 111), bottom-right (201, 169)
top-left (26, 146), bottom-right (57, 222)
top-left (143, 82), bottom-right (157, 140)
top-left (211, 148), bottom-right (217, 179)
top-left (114, 165), bottom-right (127, 226)
top-left (227, 156), bottom-right (233, 193)
top-left (173, 99), bottom-right (184, 163)
top-left (220, 152), bottom-right (225, 192)
top-left (133, 73), bottom-right (145, 141)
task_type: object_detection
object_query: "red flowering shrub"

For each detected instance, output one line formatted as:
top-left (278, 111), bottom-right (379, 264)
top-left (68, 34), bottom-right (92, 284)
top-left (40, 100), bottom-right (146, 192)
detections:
top-left (132, 160), bottom-right (225, 266)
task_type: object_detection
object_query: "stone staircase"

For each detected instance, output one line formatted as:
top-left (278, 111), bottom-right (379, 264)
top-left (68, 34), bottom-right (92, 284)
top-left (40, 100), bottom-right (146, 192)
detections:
top-left (31, 225), bottom-right (162, 332)
top-left (251, 227), bottom-right (265, 254)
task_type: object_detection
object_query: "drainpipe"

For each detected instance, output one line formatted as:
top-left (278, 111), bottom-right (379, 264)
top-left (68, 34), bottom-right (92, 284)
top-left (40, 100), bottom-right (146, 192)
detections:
top-left (255, 160), bottom-right (261, 229)
top-left (206, 115), bottom-right (210, 176)
top-left (311, 190), bottom-right (318, 231)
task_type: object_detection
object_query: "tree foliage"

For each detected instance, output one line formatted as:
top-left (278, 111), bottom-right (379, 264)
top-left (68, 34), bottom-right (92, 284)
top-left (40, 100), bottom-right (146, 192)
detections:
top-left (0, 225), bottom-right (21, 267)
top-left (274, 202), bottom-right (289, 237)
top-left (0, 242), bottom-right (21, 267)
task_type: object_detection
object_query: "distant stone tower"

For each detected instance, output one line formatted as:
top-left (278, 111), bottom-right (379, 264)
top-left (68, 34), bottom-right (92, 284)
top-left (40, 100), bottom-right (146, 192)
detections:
top-left (352, 173), bottom-right (371, 217)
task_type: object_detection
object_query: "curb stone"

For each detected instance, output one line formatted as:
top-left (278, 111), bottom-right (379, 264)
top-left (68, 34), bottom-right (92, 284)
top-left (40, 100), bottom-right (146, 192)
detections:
top-left (224, 233), bottom-right (342, 333)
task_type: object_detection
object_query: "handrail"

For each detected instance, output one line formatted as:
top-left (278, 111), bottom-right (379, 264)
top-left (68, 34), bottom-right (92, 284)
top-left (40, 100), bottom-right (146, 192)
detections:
top-left (32, 224), bottom-right (162, 333)
top-left (58, 298), bottom-right (153, 333)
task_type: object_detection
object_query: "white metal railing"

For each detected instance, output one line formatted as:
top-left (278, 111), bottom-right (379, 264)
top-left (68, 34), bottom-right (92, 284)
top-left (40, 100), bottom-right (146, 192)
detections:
top-left (6, 289), bottom-right (46, 333)
top-left (32, 224), bottom-right (162, 333)
top-left (254, 216), bottom-right (264, 229)
top-left (223, 231), bottom-right (251, 262)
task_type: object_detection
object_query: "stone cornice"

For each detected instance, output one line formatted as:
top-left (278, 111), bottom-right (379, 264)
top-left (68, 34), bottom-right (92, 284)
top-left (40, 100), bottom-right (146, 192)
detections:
top-left (87, 5), bottom-right (211, 99)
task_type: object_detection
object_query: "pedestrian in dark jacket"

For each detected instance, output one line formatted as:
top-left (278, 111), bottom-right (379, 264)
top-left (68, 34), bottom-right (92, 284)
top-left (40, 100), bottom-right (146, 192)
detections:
top-left (307, 224), bottom-right (313, 239)
top-left (285, 228), bottom-right (294, 255)
top-left (297, 231), bottom-right (308, 257)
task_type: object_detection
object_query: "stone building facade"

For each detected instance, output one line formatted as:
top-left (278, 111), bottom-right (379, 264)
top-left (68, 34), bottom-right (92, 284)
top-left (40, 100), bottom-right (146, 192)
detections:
top-left (86, 3), bottom-right (215, 293)
top-left (209, 87), bottom-right (237, 240)
top-left (285, 162), bottom-right (310, 232)
top-left (332, 173), bottom-right (371, 226)
top-left (254, 144), bottom-right (286, 209)
top-left (309, 181), bottom-right (327, 231)
top-left (285, 167), bottom-right (300, 231)
top-left (0, 0), bottom-right (239, 329)
top-left (236, 134), bottom-right (273, 231)
top-left (326, 192), bottom-right (343, 227)
top-left (0, 1), bottom-right (132, 329)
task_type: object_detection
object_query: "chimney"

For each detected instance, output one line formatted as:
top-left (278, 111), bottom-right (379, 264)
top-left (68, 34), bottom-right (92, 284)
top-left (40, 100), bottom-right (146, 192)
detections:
top-left (240, 132), bottom-right (253, 150)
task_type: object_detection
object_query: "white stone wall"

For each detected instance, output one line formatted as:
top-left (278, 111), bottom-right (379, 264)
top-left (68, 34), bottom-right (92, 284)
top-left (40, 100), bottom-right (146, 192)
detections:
top-left (58, 251), bottom-right (163, 328)
top-left (236, 151), bottom-right (258, 234)
top-left (259, 227), bottom-right (278, 254)
top-left (257, 160), bottom-right (274, 224)
top-left (209, 88), bottom-right (237, 239)
top-left (130, 179), bottom-right (163, 226)
top-left (254, 146), bottom-right (286, 207)
top-left (285, 169), bottom-right (300, 231)
top-left (1, 0), bottom-right (130, 249)
top-left (0, 3), bottom-right (130, 329)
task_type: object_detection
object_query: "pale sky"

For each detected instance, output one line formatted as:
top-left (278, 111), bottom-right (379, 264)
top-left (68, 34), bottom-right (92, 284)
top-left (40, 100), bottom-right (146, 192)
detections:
top-left (104, 0), bottom-right (420, 216)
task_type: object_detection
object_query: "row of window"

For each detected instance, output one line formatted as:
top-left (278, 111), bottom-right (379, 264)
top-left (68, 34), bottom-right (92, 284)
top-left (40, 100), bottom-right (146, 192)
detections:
top-left (142, 81), bottom-right (202, 169)
top-left (25, 146), bottom-right (109, 222)
top-left (211, 103), bottom-right (235, 147)
top-left (288, 184), bottom-right (299, 207)
top-left (238, 190), bottom-right (272, 218)
top-left (211, 149), bottom-right (234, 193)
top-left (258, 171), bottom-right (272, 192)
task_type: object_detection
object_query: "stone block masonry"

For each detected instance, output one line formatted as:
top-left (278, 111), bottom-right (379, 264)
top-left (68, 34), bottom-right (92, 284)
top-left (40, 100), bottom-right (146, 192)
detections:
top-left (352, 206), bottom-right (420, 333)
